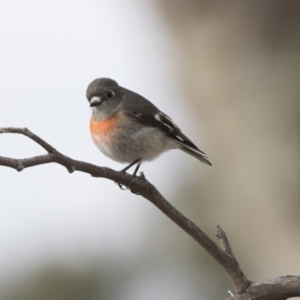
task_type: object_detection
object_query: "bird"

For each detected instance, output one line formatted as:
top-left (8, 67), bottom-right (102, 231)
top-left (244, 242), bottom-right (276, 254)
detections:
top-left (86, 78), bottom-right (211, 178)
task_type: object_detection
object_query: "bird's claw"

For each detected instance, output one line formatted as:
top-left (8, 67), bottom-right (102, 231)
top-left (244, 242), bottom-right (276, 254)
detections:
top-left (116, 170), bottom-right (145, 194)
top-left (115, 182), bottom-right (127, 190)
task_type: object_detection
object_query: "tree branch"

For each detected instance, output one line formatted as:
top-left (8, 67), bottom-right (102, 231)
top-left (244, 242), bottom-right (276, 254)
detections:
top-left (226, 276), bottom-right (300, 300)
top-left (1, 127), bottom-right (300, 299)
top-left (0, 127), bottom-right (249, 293)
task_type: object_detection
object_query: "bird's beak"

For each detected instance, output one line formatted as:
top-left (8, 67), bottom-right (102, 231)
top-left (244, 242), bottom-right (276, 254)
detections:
top-left (90, 96), bottom-right (102, 107)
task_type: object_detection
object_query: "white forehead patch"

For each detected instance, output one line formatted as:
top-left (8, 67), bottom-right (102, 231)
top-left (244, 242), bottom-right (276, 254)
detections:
top-left (90, 96), bottom-right (101, 104)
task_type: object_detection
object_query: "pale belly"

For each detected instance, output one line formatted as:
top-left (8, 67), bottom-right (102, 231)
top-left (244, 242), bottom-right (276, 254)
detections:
top-left (91, 126), bottom-right (177, 163)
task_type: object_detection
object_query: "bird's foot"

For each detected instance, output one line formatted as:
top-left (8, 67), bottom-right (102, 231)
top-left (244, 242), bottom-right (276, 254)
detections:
top-left (115, 171), bottom-right (146, 194)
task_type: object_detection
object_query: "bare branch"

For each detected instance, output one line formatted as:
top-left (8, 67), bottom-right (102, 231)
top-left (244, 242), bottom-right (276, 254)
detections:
top-left (0, 127), bottom-right (251, 291)
top-left (0, 127), bottom-right (251, 292)
top-left (226, 276), bottom-right (300, 300)
top-left (3, 127), bottom-right (299, 300)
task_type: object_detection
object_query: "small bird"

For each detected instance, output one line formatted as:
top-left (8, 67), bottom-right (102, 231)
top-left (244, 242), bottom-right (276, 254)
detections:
top-left (86, 78), bottom-right (211, 177)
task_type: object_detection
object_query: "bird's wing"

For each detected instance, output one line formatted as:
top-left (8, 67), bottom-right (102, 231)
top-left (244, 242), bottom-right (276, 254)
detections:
top-left (127, 108), bottom-right (212, 166)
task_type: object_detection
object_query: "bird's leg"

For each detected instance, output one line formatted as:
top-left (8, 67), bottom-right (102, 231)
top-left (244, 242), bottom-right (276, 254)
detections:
top-left (121, 159), bottom-right (141, 173)
top-left (116, 159), bottom-right (142, 190)
top-left (128, 161), bottom-right (143, 195)
top-left (132, 161), bottom-right (142, 177)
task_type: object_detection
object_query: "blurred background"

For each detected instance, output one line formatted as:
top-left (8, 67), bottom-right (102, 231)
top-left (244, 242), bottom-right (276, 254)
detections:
top-left (0, 0), bottom-right (300, 299)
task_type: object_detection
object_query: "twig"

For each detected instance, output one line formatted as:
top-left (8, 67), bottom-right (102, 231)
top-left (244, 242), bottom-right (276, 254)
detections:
top-left (214, 225), bottom-right (249, 293)
top-left (215, 225), bottom-right (234, 255)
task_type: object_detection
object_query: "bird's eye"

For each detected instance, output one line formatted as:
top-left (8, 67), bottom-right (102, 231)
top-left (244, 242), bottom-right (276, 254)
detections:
top-left (106, 90), bottom-right (114, 98)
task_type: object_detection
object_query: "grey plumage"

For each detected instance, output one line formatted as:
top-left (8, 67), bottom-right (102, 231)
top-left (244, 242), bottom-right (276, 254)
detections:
top-left (87, 78), bottom-right (211, 173)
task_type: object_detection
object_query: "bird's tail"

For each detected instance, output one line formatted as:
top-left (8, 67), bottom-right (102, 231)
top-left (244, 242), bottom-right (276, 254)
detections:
top-left (179, 143), bottom-right (212, 166)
